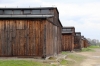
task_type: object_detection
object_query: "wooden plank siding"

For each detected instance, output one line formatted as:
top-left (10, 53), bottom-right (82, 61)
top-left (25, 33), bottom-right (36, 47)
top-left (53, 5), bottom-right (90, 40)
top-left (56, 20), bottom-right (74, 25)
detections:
top-left (84, 38), bottom-right (89, 48)
top-left (0, 19), bottom-right (46, 57)
top-left (81, 36), bottom-right (89, 48)
top-left (81, 37), bottom-right (85, 48)
top-left (45, 20), bottom-right (62, 57)
top-left (62, 27), bottom-right (75, 51)
top-left (0, 18), bottom-right (62, 58)
top-left (74, 32), bottom-right (82, 50)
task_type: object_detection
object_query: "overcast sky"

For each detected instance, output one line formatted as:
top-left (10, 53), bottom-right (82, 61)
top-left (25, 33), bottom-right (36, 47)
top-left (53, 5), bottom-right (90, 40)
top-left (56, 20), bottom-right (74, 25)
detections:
top-left (0, 0), bottom-right (100, 40)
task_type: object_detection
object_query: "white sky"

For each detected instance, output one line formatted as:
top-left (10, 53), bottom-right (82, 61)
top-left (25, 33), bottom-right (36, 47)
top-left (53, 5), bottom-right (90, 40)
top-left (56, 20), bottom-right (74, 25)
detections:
top-left (0, 0), bottom-right (100, 40)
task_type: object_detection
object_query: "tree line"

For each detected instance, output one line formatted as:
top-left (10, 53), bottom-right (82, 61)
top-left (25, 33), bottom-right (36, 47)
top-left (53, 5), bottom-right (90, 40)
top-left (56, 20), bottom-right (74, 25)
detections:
top-left (87, 38), bottom-right (100, 46)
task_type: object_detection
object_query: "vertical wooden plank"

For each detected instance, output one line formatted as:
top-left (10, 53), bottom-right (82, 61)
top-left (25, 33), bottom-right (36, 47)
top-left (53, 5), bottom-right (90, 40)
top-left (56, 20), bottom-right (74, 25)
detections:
top-left (12, 20), bottom-right (16, 56)
top-left (21, 20), bottom-right (25, 56)
top-left (7, 20), bottom-right (12, 56)
top-left (53, 25), bottom-right (55, 55)
top-left (26, 20), bottom-right (30, 55)
top-left (4, 20), bottom-right (8, 56)
top-left (47, 24), bottom-right (49, 55)
top-left (24, 20), bottom-right (27, 56)
top-left (62, 35), bottom-right (63, 51)
top-left (51, 23), bottom-right (53, 55)
top-left (32, 20), bottom-right (35, 56)
top-left (29, 20), bottom-right (34, 56)
top-left (45, 20), bottom-right (48, 56)
top-left (47, 21), bottom-right (49, 56)
top-left (29, 20), bottom-right (31, 55)
top-left (41, 20), bottom-right (46, 57)
top-left (10, 20), bottom-right (13, 56)
top-left (1, 20), bottom-right (4, 56)
top-left (49, 22), bottom-right (51, 55)
top-left (16, 20), bottom-right (20, 56)
top-left (36, 20), bottom-right (39, 56)
top-left (37, 19), bottom-right (41, 56)
top-left (35, 20), bottom-right (37, 56)
top-left (40, 20), bottom-right (43, 56)
top-left (19, 32), bottom-right (25, 56)
top-left (0, 29), bottom-right (1, 56)
top-left (0, 20), bottom-right (2, 56)
top-left (50, 23), bottom-right (52, 55)
top-left (33, 21), bottom-right (36, 56)
top-left (30, 20), bottom-right (35, 56)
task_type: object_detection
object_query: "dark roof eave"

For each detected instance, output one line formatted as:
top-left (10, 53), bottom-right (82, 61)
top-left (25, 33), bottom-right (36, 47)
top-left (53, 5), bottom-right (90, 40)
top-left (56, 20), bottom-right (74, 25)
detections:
top-left (63, 26), bottom-right (75, 29)
top-left (75, 32), bottom-right (81, 34)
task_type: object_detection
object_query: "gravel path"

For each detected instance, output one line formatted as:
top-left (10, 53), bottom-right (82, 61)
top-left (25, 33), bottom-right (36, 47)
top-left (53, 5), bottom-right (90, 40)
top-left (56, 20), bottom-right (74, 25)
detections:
top-left (76, 49), bottom-right (100, 66)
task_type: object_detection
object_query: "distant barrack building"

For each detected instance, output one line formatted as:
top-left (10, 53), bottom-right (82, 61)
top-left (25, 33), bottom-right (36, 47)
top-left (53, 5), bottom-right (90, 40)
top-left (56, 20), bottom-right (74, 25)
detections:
top-left (0, 7), bottom-right (62, 58)
top-left (62, 27), bottom-right (75, 51)
top-left (81, 37), bottom-right (90, 48)
top-left (74, 32), bottom-right (82, 50)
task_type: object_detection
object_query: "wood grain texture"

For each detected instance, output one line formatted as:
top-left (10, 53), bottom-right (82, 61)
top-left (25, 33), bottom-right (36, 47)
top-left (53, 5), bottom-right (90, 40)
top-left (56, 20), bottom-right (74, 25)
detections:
top-left (74, 36), bottom-right (81, 49)
top-left (62, 34), bottom-right (74, 51)
top-left (45, 20), bottom-right (62, 57)
top-left (62, 28), bottom-right (75, 51)
top-left (83, 39), bottom-right (89, 48)
top-left (0, 18), bottom-right (62, 58)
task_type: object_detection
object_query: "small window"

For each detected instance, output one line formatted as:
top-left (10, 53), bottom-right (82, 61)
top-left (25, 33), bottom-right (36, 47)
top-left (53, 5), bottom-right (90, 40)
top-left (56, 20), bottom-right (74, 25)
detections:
top-left (24, 10), bottom-right (31, 14)
top-left (32, 10), bottom-right (41, 14)
top-left (62, 29), bottom-right (66, 31)
top-left (13, 10), bottom-right (21, 14)
top-left (63, 29), bottom-right (66, 31)
top-left (76, 34), bottom-right (80, 36)
top-left (41, 9), bottom-right (50, 14)
top-left (66, 29), bottom-right (71, 31)
top-left (0, 10), bottom-right (3, 15)
top-left (4, 10), bottom-right (12, 14)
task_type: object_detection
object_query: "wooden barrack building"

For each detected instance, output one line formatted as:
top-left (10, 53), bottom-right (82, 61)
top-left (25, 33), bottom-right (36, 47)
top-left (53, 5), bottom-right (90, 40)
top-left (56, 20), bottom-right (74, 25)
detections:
top-left (84, 38), bottom-right (89, 48)
top-left (81, 36), bottom-right (89, 48)
top-left (62, 27), bottom-right (75, 51)
top-left (74, 32), bottom-right (82, 50)
top-left (81, 36), bottom-right (85, 48)
top-left (0, 7), bottom-right (62, 58)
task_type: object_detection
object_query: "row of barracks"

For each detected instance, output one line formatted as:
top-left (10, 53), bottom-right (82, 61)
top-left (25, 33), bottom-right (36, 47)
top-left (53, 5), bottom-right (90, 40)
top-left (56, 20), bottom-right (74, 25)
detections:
top-left (0, 7), bottom-right (90, 58)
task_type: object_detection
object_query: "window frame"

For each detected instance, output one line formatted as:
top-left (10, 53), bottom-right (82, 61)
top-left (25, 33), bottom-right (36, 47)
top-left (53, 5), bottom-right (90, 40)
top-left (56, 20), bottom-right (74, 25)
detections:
top-left (31, 9), bottom-right (41, 15)
top-left (0, 10), bottom-right (3, 15)
top-left (41, 9), bottom-right (50, 14)
top-left (66, 29), bottom-right (72, 31)
top-left (24, 10), bottom-right (31, 15)
top-left (13, 10), bottom-right (22, 15)
top-left (4, 10), bottom-right (12, 15)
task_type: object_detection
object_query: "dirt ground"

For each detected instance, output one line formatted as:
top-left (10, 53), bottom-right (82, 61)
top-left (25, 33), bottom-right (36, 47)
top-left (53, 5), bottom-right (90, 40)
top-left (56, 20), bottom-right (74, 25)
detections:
top-left (76, 48), bottom-right (100, 66)
top-left (0, 49), bottom-right (100, 66)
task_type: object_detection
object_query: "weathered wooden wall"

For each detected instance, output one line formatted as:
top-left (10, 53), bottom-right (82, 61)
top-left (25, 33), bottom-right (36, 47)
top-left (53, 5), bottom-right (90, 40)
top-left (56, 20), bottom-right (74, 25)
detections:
top-left (0, 19), bottom-right (47, 57)
top-left (81, 38), bottom-right (89, 48)
top-left (74, 35), bottom-right (81, 49)
top-left (62, 34), bottom-right (74, 51)
top-left (62, 27), bottom-right (75, 51)
top-left (0, 18), bottom-right (62, 57)
top-left (45, 20), bottom-right (62, 57)
top-left (84, 39), bottom-right (89, 48)
top-left (81, 39), bottom-right (84, 48)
